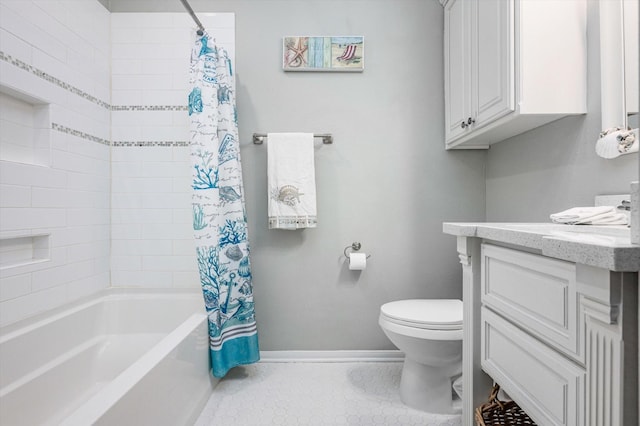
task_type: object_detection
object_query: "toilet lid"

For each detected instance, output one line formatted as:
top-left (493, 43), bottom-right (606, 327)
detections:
top-left (380, 299), bottom-right (462, 330)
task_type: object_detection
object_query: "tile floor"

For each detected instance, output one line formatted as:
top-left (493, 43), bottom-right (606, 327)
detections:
top-left (194, 362), bottom-right (462, 426)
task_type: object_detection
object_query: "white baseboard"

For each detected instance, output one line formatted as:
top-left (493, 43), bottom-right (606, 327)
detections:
top-left (259, 350), bottom-right (404, 363)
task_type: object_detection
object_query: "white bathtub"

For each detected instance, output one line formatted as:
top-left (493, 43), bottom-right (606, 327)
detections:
top-left (0, 289), bottom-right (216, 425)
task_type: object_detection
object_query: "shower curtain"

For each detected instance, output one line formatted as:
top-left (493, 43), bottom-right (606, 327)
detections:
top-left (189, 33), bottom-right (259, 378)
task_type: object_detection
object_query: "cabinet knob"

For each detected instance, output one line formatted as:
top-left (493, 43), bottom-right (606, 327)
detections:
top-left (461, 121), bottom-right (467, 129)
top-left (467, 117), bottom-right (475, 125)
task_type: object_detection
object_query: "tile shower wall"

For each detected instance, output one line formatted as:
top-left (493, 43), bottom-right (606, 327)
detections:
top-left (110, 13), bottom-right (234, 288)
top-left (0, 0), bottom-right (110, 325)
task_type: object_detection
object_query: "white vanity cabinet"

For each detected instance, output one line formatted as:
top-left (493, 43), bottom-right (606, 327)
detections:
top-left (443, 0), bottom-right (587, 149)
top-left (443, 223), bottom-right (639, 426)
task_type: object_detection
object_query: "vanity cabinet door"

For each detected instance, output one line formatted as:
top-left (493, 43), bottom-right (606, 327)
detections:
top-left (482, 307), bottom-right (585, 426)
top-left (481, 244), bottom-right (581, 361)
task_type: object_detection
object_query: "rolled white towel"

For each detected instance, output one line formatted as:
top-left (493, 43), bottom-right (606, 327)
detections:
top-left (573, 211), bottom-right (628, 225)
top-left (550, 206), bottom-right (627, 225)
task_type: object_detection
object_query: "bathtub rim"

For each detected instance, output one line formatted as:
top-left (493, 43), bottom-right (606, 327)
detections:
top-left (1, 287), bottom-right (211, 426)
top-left (59, 309), bottom-right (209, 426)
top-left (0, 287), bottom-right (204, 341)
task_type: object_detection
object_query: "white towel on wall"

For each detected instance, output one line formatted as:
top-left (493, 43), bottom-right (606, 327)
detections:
top-left (550, 206), bottom-right (628, 225)
top-left (267, 133), bottom-right (317, 229)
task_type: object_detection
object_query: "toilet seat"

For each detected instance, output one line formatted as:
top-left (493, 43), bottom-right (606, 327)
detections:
top-left (380, 299), bottom-right (462, 330)
top-left (379, 299), bottom-right (463, 341)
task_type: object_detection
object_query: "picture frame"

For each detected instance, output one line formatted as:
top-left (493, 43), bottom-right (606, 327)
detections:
top-left (282, 36), bottom-right (364, 72)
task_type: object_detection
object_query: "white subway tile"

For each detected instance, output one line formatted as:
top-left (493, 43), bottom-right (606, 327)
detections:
top-left (53, 225), bottom-right (109, 247)
top-left (0, 161), bottom-right (67, 188)
top-left (141, 161), bottom-right (189, 178)
top-left (51, 149), bottom-right (109, 176)
top-left (0, 284), bottom-right (66, 327)
top-left (0, 207), bottom-right (67, 230)
top-left (140, 89), bottom-right (187, 106)
top-left (141, 222), bottom-right (191, 240)
top-left (65, 273), bottom-right (108, 302)
top-left (111, 269), bottom-right (172, 288)
top-left (0, 184), bottom-right (31, 207)
top-left (111, 208), bottom-right (173, 224)
top-left (171, 176), bottom-right (191, 193)
top-left (31, 259), bottom-right (94, 292)
top-left (111, 239), bottom-right (172, 256)
top-left (113, 176), bottom-right (174, 194)
top-left (0, 27), bottom-right (33, 64)
top-left (112, 13), bottom-right (174, 29)
top-left (66, 172), bottom-right (110, 193)
top-left (111, 90), bottom-right (143, 106)
top-left (172, 208), bottom-right (193, 224)
top-left (139, 125), bottom-right (188, 141)
top-left (66, 208), bottom-right (109, 226)
top-left (111, 27), bottom-right (142, 44)
top-left (111, 223), bottom-right (142, 239)
top-left (111, 255), bottom-right (142, 271)
top-left (139, 58), bottom-right (182, 76)
top-left (139, 191), bottom-right (190, 209)
top-left (111, 126), bottom-right (142, 143)
top-left (112, 58), bottom-right (142, 75)
top-left (142, 255), bottom-right (195, 272)
top-left (173, 239), bottom-right (196, 256)
top-left (111, 161), bottom-right (142, 178)
top-left (4, 55), bottom-right (61, 99)
top-left (0, 273), bottom-right (32, 302)
top-left (172, 270), bottom-right (201, 288)
top-left (66, 242), bottom-right (105, 263)
top-left (0, 160), bottom-right (65, 187)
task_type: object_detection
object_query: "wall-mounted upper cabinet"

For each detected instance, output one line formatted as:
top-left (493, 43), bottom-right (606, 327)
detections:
top-left (443, 0), bottom-right (587, 149)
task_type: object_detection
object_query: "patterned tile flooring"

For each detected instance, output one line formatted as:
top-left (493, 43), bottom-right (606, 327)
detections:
top-left (194, 362), bottom-right (462, 426)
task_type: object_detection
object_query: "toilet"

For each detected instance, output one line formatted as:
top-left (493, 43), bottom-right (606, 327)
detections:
top-left (379, 299), bottom-right (463, 414)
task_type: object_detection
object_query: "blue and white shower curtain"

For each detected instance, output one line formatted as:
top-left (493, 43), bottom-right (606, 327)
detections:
top-left (189, 33), bottom-right (259, 378)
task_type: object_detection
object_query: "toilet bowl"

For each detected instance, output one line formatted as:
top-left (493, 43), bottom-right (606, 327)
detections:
top-left (379, 299), bottom-right (463, 414)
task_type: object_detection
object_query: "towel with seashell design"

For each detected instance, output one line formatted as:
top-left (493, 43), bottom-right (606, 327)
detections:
top-left (267, 133), bottom-right (318, 229)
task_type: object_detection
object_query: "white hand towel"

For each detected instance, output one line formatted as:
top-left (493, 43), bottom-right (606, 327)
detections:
top-left (267, 133), bottom-right (317, 230)
top-left (550, 206), bottom-right (628, 225)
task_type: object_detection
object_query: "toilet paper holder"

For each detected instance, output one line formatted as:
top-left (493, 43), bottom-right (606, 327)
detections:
top-left (343, 242), bottom-right (371, 259)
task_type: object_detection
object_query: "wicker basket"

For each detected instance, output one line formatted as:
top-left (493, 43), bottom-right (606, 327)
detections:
top-left (475, 384), bottom-right (537, 426)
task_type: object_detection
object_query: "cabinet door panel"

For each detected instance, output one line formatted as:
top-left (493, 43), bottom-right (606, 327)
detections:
top-left (473, 0), bottom-right (514, 128)
top-left (444, 0), bottom-right (471, 142)
top-left (482, 307), bottom-right (585, 426)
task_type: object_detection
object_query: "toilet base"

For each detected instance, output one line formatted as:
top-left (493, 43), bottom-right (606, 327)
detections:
top-left (399, 357), bottom-right (461, 414)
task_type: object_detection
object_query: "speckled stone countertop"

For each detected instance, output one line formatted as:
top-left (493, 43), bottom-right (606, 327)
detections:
top-left (443, 223), bottom-right (640, 272)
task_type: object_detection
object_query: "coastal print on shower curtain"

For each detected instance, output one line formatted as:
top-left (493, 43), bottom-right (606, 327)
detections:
top-left (189, 33), bottom-right (259, 378)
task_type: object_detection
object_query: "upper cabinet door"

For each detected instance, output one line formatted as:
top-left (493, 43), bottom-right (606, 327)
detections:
top-left (473, 0), bottom-right (515, 129)
top-left (442, 0), bottom-right (586, 149)
top-left (444, 0), bottom-right (471, 142)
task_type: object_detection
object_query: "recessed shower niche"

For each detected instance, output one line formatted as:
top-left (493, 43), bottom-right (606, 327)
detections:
top-left (0, 87), bottom-right (51, 167)
top-left (0, 234), bottom-right (50, 270)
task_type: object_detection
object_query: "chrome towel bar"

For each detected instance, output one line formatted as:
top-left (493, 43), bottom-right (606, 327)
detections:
top-left (252, 133), bottom-right (333, 145)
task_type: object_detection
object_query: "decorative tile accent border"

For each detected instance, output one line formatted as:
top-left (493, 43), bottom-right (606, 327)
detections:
top-left (1, 51), bottom-right (111, 110)
top-left (2, 50), bottom-right (190, 148)
top-left (52, 123), bottom-right (110, 146)
top-left (112, 105), bottom-right (188, 111)
top-left (112, 141), bottom-right (189, 147)
top-left (0, 50), bottom-right (188, 113)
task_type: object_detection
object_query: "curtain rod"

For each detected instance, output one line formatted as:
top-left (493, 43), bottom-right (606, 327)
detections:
top-left (179, 0), bottom-right (205, 35)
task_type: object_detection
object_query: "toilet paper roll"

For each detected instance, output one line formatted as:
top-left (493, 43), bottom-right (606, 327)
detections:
top-left (348, 253), bottom-right (367, 270)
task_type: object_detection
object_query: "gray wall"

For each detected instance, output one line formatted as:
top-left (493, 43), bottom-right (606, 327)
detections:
top-left (485, 0), bottom-right (639, 221)
top-left (108, 0), bottom-right (487, 350)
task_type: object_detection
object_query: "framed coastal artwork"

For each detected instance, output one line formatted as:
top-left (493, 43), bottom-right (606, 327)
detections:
top-left (283, 36), bottom-right (364, 72)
